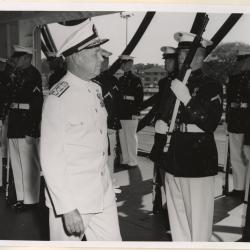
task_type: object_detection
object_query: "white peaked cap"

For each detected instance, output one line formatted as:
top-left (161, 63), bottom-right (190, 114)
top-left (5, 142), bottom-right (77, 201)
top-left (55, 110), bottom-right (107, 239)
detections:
top-left (13, 45), bottom-right (35, 55)
top-left (119, 55), bottom-right (134, 61)
top-left (0, 57), bottom-right (7, 63)
top-left (174, 31), bottom-right (213, 48)
top-left (160, 46), bottom-right (176, 54)
top-left (57, 19), bottom-right (109, 57)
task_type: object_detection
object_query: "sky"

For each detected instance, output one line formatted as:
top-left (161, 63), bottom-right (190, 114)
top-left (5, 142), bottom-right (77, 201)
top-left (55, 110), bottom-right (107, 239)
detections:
top-left (48, 11), bottom-right (250, 65)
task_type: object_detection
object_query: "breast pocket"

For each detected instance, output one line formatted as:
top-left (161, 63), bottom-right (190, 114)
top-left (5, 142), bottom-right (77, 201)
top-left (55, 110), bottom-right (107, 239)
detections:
top-left (66, 117), bottom-right (86, 146)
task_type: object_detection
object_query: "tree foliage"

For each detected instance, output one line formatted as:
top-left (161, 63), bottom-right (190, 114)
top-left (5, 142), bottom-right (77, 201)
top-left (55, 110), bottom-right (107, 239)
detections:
top-left (203, 42), bottom-right (250, 85)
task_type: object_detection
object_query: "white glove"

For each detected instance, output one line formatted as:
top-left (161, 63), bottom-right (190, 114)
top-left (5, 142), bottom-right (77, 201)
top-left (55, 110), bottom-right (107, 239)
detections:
top-left (155, 120), bottom-right (169, 134)
top-left (171, 78), bottom-right (191, 106)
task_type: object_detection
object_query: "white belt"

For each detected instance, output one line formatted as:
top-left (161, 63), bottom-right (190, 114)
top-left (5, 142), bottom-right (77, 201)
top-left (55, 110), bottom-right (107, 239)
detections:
top-left (230, 102), bottom-right (248, 108)
top-left (179, 124), bottom-right (204, 133)
top-left (10, 103), bottom-right (30, 110)
top-left (124, 95), bottom-right (135, 101)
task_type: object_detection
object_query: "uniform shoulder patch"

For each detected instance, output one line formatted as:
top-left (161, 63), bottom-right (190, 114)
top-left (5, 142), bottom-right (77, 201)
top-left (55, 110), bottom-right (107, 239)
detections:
top-left (49, 81), bottom-right (69, 97)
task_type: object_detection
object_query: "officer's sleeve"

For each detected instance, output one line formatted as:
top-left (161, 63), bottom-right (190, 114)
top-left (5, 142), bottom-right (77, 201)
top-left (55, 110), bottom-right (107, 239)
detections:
top-left (184, 80), bottom-right (223, 132)
top-left (40, 95), bottom-right (75, 215)
top-left (27, 71), bottom-right (44, 137)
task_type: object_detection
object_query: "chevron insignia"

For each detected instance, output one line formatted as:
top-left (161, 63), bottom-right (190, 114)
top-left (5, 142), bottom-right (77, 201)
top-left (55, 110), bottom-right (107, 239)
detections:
top-left (50, 81), bottom-right (69, 97)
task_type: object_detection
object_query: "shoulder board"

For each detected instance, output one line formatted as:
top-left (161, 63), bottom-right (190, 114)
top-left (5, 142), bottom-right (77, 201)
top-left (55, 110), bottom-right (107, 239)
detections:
top-left (49, 81), bottom-right (69, 97)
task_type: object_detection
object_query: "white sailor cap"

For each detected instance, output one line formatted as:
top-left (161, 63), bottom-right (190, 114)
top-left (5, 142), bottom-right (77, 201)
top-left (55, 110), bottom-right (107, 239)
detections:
top-left (13, 45), bottom-right (35, 55)
top-left (160, 46), bottom-right (176, 59)
top-left (101, 48), bottom-right (112, 58)
top-left (174, 32), bottom-right (213, 49)
top-left (119, 55), bottom-right (134, 61)
top-left (0, 57), bottom-right (7, 63)
top-left (57, 19), bottom-right (109, 57)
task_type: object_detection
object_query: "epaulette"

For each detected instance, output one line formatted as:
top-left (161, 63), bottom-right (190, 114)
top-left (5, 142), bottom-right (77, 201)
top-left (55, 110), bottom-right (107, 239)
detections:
top-left (49, 81), bottom-right (69, 97)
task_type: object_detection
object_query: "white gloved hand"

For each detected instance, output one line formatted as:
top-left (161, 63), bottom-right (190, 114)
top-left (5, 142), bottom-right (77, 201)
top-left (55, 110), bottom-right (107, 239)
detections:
top-left (155, 120), bottom-right (169, 134)
top-left (171, 78), bottom-right (191, 106)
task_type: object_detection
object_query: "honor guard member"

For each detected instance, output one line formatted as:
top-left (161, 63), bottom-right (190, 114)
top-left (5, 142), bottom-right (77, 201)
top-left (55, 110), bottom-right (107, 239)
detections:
top-left (95, 49), bottom-right (122, 191)
top-left (118, 55), bottom-right (143, 169)
top-left (152, 46), bottom-right (177, 217)
top-left (7, 45), bottom-right (43, 210)
top-left (154, 32), bottom-right (223, 241)
top-left (40, 20), bottom-right (122, 241)
top-left (226, 52), bottom-right (250, 198)
top-left (0, 57), bottom-right (11, 192)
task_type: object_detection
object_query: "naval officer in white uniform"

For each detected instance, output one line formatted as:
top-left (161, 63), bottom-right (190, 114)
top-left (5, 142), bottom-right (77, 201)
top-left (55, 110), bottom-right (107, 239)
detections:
top-left (40, 19), bottom-right (122, 241)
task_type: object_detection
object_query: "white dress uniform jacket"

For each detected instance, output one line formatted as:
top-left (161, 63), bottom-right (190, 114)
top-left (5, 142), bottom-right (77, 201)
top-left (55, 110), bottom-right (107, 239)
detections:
top-left (41, 71), bottom-right (110, 215)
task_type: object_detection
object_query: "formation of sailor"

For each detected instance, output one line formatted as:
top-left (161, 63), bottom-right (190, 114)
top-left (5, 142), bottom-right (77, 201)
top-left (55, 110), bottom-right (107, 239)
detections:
top-left (6, 45), bottom-right (43, 210)
top-left (40, 19), bottom-right (122, 241)
top-left (226, 52), bottom-right (250, 199)
top-left (118, 55), bottom-right (144, 169)
top-left (151, 32), bottom-right (223, 241)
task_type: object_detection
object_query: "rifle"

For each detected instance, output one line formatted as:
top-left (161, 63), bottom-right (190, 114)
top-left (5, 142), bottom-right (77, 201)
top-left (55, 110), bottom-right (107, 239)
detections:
top-left (149, 14), bottom-right (209, 163)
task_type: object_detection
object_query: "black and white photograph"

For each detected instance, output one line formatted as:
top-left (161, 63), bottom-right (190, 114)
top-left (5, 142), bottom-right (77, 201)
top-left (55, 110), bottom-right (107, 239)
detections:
top-left (0, 3), bottom-right (250, 246)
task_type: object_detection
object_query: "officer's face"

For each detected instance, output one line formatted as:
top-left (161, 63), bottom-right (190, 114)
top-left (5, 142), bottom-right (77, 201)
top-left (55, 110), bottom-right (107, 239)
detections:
top-left (164, 58), bottom-right (175, 73)
top-left (77, 46), bottom-right (104, 78)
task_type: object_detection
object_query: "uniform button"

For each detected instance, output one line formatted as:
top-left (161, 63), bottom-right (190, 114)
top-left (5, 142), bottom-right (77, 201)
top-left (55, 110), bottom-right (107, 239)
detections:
top-left (88, 89), bottom-right (91, 93)
top-left (95, 108), bottom-right (98, 112)
top-left (101, 171), bottom-right (104, 176)
top-left (102, 152), bottom-right (105, 156)
top-left (100, 129), bottom-right (102, 134)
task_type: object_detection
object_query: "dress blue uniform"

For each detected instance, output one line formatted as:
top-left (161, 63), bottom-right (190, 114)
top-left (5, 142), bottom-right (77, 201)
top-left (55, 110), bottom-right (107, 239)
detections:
top-left (227, 59), bottom-right (250, 194)
top-left (7, 46), bottom-right (43, 207)
top-left (118, 57), bottom-right (143, 167)
top-left (154, 32), bottom-right (222, 241)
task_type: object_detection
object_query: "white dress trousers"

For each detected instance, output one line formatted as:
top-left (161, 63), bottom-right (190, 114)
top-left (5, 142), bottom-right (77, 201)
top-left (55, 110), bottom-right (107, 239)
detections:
top-left (165, 173), bottom-right (215, 241)
top-left (49, 164), bottom-right (121, 241)
top-left (229, 132), bottom-right (247, 190)
top-left (9, 138), bottom-right (41, 204)
top-left (119, 119), bottom-right (138, 166)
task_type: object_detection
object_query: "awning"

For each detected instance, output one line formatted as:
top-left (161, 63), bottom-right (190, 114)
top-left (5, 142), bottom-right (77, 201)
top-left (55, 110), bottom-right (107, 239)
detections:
top-left (0, 11), bottom-right (118, 26)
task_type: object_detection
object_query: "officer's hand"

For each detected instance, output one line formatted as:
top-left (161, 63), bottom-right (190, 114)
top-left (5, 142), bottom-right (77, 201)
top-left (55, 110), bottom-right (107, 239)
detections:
top-left (63, 209), bottom-right (84, 237)
top-left (171, 79), bottom-right (191, 106)
top-left (155, 120), bottom-right (169, 134)
top-left (25, 136), bottom-right (35, 144)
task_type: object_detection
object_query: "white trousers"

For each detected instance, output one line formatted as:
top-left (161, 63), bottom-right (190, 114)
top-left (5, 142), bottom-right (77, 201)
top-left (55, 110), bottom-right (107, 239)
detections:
top-left (229, 133), bottom-right (247, 190)
top-left (49, 164), bottom-right (122, 241)
top-left (107, 129), bottom-right (116, 181)
top-left (119, 120), bottom-right (138, 166)
top-left (9, 138), bottom-right (41, 204)
top-left (165, 173), bottom-right (215, 241)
